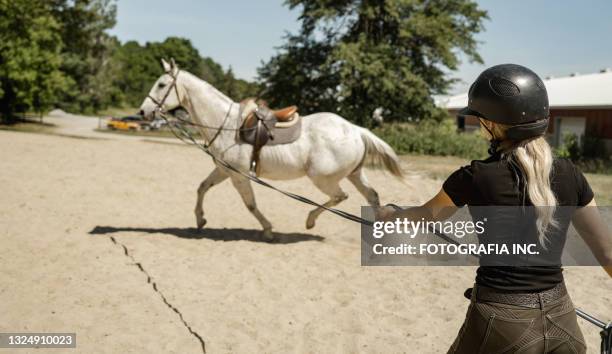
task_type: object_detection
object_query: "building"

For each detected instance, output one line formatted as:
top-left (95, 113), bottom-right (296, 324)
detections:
top-left (440, 69), bottom-right (612, 152)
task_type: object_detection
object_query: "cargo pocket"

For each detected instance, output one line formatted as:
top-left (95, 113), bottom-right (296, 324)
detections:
top-left (475, 304), bottom-right (535, 354)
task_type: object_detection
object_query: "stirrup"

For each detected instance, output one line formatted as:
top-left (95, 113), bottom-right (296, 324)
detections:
top-left (249, 160), bottom-right (258, 176)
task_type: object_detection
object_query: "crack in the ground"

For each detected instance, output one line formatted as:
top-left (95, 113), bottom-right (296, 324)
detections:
top-left (109, 236), bottom-right (206, 353)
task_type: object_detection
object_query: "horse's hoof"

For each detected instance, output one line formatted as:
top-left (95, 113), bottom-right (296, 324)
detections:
top-left (196, 218), bottom-right (207, 230)
top-left (261, 229), bottom-right (275, 242)
top-left (306, 218), bottom-right (315, 229)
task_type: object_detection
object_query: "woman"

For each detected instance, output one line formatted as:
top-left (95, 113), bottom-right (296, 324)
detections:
top-left (379, 64), bottom-right (612, 353)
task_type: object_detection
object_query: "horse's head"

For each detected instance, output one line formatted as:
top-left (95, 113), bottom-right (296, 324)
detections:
top-left (139, 58), bottom-right (182, 121)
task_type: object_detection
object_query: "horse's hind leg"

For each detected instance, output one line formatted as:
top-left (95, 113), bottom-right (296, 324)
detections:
top-left (230, 175), bottom-right (274, 241)
top-left (195, 167), bottom-right (228, 229)
top-left (347, 167), bottom-right (381, 208)
top-left (306, 177), bottom-right (348, 229)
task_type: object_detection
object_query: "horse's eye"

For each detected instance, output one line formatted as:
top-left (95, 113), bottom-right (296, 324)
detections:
top-left (158, 82), bottom-right (166, 89)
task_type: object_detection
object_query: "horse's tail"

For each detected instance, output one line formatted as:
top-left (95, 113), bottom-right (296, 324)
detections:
top-left (358, 127), bottom-right (404, 178)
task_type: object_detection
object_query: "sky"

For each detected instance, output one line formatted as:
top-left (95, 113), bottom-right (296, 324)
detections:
top-left (109, 0), bottom-right (612, 94)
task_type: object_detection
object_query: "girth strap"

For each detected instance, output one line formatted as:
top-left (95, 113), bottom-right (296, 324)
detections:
top-left (245, 107), bottom-right (277, 175)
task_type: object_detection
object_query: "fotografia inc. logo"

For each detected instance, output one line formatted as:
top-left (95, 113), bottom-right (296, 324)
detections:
top-left (361, 206), bottom-right (608, 266)
top-left (371, 218), bottom-right (486, 239)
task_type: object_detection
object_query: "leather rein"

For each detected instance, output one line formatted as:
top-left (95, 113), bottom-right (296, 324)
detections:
top-left (147, 69), bottom-right (255, 147)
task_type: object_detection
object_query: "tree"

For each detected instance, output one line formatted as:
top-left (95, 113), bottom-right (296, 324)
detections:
top-left (230, 77), bottom-right (262, 102)
top-left (217, 67), bottom-right (261, 101)
top-left (49, 0), bottom-right (119, 113)
top-left (112, 37), bottom-right (230, 107)
top-left (112, 40), bottom-right (159, 107)
top-left (147, 37), bottom-right (262, 100)
top-left (223, 67), bottom-right (239, 99)
top-left (113, 37), bottom-right (260, 106)
top-left (259, 0), bottom-right (487, 126)
top-left (85, 35), bottom-right (124, 110)
top-left (0, 0), bottom-right (69, 121)
top-left (147, 37), bottom-right (205, 77)
top-left (1, 0), bottom-right (262, 116)
top-left (200, 57), bottom-right (226, 88)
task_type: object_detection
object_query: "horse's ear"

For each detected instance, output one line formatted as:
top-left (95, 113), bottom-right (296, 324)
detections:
top-left (169, 58), bottom-right (179, 75)
top-left (161, 58), bottom-right (171, 72)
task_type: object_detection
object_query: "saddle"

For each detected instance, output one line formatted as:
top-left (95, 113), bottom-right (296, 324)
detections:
top-left (239, 99), bottom-right (302, 175)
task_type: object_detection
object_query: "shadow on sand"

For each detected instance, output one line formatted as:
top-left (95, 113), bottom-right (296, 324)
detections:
top-left (89, 226), bottom-right (324, 244)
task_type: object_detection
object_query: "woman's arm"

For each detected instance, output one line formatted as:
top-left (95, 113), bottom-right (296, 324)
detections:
top-left (378, 189), bottom-right (459, 222)
top-left (571, 199), bottom-right (612, 277)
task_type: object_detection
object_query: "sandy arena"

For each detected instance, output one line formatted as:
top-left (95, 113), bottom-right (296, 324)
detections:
top-left (1, 127), bottom-right (610, 353)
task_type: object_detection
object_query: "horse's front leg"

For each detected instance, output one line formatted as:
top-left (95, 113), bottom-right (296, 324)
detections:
top-left (229, 175), bottom-right (274, 241)
top-left (195, 167), bottom-right (229, 229)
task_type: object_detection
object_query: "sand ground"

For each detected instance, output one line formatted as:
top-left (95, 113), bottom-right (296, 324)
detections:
top-left (0, 124), bottom-right (610, 353)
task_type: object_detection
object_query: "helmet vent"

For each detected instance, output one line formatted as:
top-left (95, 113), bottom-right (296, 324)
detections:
top-left (489, 77), bottom-right (520, 97)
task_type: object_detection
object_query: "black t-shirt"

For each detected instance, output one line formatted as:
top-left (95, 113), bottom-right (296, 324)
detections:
top-left (443, 155), bottom-right (594, 292)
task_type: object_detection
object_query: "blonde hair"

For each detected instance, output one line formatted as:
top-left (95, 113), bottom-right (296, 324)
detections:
top-left (481, 120), bottom-right (557, 247)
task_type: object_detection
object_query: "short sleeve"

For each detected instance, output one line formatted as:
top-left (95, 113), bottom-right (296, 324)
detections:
top-left (442, 166), bottom-right (474, 206)
top-left (573, 165), bottom-right (594, 207)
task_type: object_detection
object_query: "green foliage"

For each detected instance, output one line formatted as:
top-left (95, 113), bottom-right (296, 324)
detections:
top-left (112, 40), bottom-right (163, 108)
top-left (555, 133), bottom-right (611, 174)
top-left (49, 0), bottom-right (119, 113)
top-left (112, 37), bottom-right (261, 107)
top-left (220, 67), bottom-right (262, 103)
top-left (0, 0), bottom-right (69, 120)
top-left (555, 133), bottom-right (609, 161)
top-left (554, 133), bottom-right (580, 160)
top-left (573, 159), bottom-right (612, 175)
top-left (1, 0), bottom-right (260, 116)
top-left (259, 0), bottom-right (487, 126)
top-left (373, 119), bottom-right (488, 159)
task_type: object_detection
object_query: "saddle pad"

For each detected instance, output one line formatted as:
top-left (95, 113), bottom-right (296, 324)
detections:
top-left (238, 100), bottom-right (302, 146)
top-left (266, 114), bottom-right (301, 146)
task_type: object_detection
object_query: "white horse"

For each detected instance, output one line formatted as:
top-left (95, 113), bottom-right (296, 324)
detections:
top-left (139, 59), bottom-right (403, 240)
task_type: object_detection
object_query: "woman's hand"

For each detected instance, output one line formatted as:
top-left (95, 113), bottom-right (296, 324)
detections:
top-left (376, 205), bottom-right (400, 221)
top-left (377, 189), bottom-right (459, 224)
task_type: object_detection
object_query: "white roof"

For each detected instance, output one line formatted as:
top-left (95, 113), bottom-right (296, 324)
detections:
top-left (440, 70), bottom-right (612, 110)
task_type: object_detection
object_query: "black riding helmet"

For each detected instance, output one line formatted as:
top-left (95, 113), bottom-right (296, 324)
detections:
top-left (458, 64), bottom-right (550, 144)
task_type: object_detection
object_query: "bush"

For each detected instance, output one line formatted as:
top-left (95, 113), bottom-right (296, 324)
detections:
top-left (374, 123), bottom-right (612, 174)
top-left (373, 119), bottom-right (488, 160)
top-left (573, 159), bottom-right (612, 174)
top-left (555, 133), bottom-right (612, 174)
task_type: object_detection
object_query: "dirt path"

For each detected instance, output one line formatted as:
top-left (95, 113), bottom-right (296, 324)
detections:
top-left (44, 111), bottom-right (103, 137)
top-left (0, 131), bottom-right (609, 353)
top-left (44, 110), bottom-right (177, 144)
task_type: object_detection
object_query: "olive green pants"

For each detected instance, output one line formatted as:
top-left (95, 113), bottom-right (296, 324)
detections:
top-left (448, 287), bottom-right (586, 354)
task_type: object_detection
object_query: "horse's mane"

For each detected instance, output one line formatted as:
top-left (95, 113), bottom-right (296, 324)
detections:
top-left (241, 97), bottom-right (268, 107)
top-left (182, 70), bottom-right (233, 105)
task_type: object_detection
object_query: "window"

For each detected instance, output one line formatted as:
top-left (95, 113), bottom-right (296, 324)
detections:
top-left (554, 116), bottom-right (586, 147)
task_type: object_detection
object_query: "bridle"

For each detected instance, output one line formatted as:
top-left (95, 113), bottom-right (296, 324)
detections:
top-left (147, 70), bottom-right (182, 114)
top-left (147, 68), bottom-right (244, 147)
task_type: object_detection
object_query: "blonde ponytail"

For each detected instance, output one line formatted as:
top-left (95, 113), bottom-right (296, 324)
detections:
top-left (483, 122), bottom-right (558, 247)
top-left (510, 137), bottom-right (558, 247)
